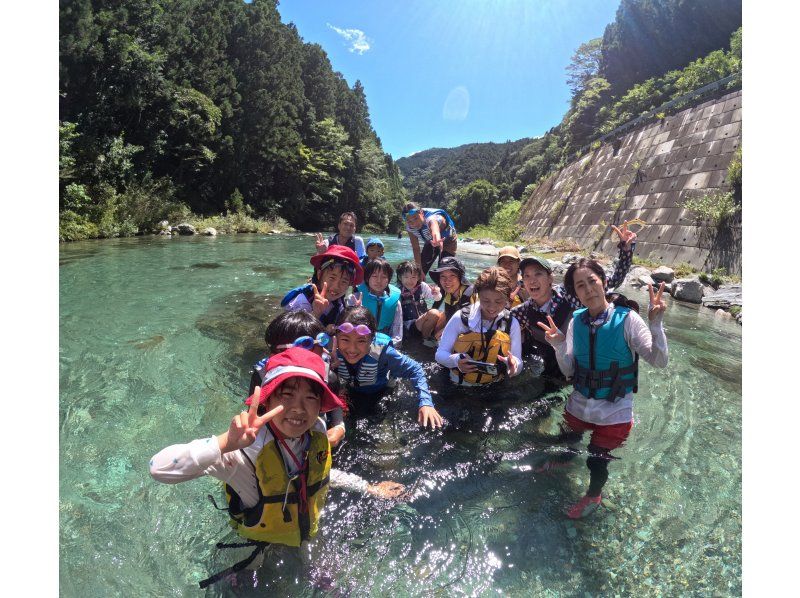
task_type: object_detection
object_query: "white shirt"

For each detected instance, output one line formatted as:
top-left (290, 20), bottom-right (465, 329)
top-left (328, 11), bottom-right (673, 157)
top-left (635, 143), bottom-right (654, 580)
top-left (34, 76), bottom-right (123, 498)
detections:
top-left (435, 302), bottom-right (523, 383)
top-left (551, 306), bottom-right (669, 425)
top-left (149, 418), bottom-right (368, 508)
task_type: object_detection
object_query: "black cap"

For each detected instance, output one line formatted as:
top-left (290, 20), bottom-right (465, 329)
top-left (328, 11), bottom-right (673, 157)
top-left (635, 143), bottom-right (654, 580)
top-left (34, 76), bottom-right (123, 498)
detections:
top-left (429, 256), bottom-right (468, 285)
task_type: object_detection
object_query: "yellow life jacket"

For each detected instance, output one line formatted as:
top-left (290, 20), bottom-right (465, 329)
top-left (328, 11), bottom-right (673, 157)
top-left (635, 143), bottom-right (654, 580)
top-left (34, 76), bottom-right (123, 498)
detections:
top-left (451, 305), bottom-right (512, 385)
top-left (224, 426), bottom-right (331, 547)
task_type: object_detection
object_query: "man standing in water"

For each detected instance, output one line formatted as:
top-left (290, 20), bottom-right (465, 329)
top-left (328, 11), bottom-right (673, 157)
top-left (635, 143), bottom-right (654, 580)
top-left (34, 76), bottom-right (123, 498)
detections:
top-left (402, 202), bottom-right (458, 278)
top-left (315, 211), bottom-right (366, 259)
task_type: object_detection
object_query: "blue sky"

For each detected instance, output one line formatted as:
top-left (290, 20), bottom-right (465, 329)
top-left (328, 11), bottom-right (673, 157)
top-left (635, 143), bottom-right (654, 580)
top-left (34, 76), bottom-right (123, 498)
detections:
top-left (278, 0), bottom-right (621, 158)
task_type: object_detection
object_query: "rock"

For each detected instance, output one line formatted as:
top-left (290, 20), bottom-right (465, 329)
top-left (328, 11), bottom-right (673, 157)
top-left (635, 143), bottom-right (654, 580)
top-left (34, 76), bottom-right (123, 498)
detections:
top-left (157, 220), bottom-right (170, 231)
top-left (532, 245), bottom-right (556, 254)
top-left (562, 253), bottom-right (580, 264)
top-left (157, 230), bottom-right (172, 236)
top-left (550, 262), bottom-right (567, 275)
top-left (270, 229), bottom-right (281, 234)
top-left (461, 237), bottom-right (474, 242)
top-left (625, 266), bottom-right (653, 287)
top-left (671, 277), bottom-right (709, 304)
top-left (202, 227), bottom-right (217, 236)
top-left (651, 266), bottom-right (675, 284)
top-left (714, 309), bottom-right (733, 320)
top-left (701, 284), bottom-right (742, 309)
top-left (477, 238), bottom-right (494, 245)
top-left (589, 252), bottom-right (600, 260)
top-left (175, 222), bottom-right (196, 235)
top-left (638, 274), bottom-right (656, 287)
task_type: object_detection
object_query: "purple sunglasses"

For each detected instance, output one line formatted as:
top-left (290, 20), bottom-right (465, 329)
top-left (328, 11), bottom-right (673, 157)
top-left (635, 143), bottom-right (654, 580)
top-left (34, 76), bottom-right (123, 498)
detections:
top-left (336, 322), bottom-right (372, 336)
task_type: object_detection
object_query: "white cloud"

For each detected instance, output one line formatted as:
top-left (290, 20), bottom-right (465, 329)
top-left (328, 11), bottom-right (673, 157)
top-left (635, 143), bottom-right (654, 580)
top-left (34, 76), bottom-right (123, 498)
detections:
top-left (443, 86), bottom-right (470, 121)
top-left (327, 23), bottom-right (371, 54)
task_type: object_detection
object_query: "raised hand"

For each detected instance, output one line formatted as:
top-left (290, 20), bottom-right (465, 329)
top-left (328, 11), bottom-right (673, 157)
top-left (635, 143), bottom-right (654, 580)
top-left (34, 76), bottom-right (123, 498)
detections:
top-left (219, 386), bottom-right (284, 454)
top-left (352, 291), bottom-right (363, 307)
top-left (611, 222), bottom-right (637, 250)
top-left (430, 234), bottom-right (443, 249)
top-left (536, 315), bottom-right (566, 345)
top-left (418, 405), bottom-right (444, 429)
top-left (311, 282), bottom-right (330, 317)
top-left (497, 353), bottom-right (521, 376)
top-left (509, 285), bottom-right (521, 303)
top-left (648, 282), bottom-right (667, 320)
top-left (314, 233), bottom-right (327, 254)
top-left (329, 335), bottom-right (340, 368)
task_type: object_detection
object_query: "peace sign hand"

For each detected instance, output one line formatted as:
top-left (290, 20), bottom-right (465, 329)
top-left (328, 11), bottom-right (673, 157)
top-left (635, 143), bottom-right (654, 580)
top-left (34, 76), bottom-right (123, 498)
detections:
top-left (351, 291), bottom-right (363, 307)
top-left (509, 285), bottom-right (521, 302)
top-left (314, 233), bottom-right (327, 254)
top-left (311, 282), bottom-right (330, 317)
top-left (611, 223), bottom-right (637, 250)
top-left (648, 282), bottom-right (667, 321)
top-left (536, 315), bottom-right (566, 345)
top-left (219, 386), bottom-right (284, 454)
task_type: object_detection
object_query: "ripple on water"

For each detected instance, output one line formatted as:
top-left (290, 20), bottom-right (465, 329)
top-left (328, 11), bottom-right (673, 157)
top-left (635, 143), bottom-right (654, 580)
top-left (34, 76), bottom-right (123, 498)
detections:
top-left (60, 236), bottom-right (741, 596)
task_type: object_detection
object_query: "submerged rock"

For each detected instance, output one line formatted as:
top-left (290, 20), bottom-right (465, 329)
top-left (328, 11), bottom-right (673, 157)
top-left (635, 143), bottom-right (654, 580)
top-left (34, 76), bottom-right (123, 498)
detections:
top-left (202, 227), bottom-right (217, 236)
top-left (701, 284), bottom-right (742, 309)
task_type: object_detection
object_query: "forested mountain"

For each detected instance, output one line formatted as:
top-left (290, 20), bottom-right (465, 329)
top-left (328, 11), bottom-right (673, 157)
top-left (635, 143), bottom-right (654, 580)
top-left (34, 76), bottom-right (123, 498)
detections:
top-left (398, 0), bottom-right (741, 235)
top-left (59, 0), bottom-right (406, 240)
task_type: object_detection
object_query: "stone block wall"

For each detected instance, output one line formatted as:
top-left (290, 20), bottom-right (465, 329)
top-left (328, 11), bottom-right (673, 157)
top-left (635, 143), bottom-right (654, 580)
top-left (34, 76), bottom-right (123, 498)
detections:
top-left (518, 90), bottom-right (742, 273)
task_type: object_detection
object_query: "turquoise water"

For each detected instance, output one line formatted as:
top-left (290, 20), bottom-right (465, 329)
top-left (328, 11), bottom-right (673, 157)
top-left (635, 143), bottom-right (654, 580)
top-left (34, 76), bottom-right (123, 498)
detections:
top-left (60, 234), bottom-right (741, 596)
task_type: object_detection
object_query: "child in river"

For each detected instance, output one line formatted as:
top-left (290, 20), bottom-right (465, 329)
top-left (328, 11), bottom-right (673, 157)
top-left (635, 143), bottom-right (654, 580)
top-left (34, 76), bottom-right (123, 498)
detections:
top-left (351, 258), bottom-right (403, 347)
top-left (282, 245), bottom-right (364, 330)
top-left (537, 258), bottom-right (668, 519)
top-left (435, 267), bottom-right (523, 386)
top-left (496, 246), bottom-right (527, 307)
top-left (332, 306), bottom-right (443, 429)
top-left (150, 348), bottom-right (405, 587)
top-left (396, 260), bottom-right (442, 344)
top-left (429, 256), bottom-right (477, 339)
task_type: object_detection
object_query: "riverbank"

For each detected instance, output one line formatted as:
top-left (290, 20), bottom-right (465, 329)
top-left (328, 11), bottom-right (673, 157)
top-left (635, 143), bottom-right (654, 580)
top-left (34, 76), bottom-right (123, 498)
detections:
top-left (458, 237), bottom-right (742, 324)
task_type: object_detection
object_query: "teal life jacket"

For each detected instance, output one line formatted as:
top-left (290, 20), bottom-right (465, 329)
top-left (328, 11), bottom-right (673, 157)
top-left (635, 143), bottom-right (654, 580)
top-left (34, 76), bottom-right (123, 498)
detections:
top-left (281, 284), bottom-right (343, 327)
top-left (335, 332), bottom-right (391, 391)
top-left (572, 305), bottom-right (639, 401)
top-left (406, 208), bottom-right (456, 243)
top-left (357, 283), bottom-right (401, 334)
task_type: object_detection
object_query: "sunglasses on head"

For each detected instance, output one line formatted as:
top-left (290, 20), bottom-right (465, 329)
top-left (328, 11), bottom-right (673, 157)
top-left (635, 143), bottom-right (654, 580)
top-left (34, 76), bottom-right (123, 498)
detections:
top-left (336, 322), bottom-right (372, 336)
top-left (276, 332), bottom-right (331, 351)
top-left (402, 208), bottom-right (421, 220)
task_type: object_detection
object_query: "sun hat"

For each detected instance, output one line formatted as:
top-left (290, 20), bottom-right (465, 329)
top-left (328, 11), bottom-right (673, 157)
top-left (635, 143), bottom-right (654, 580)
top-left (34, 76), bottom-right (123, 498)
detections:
top-left (497, 246), bottom-right (521, 262)
top-left (366, 237), bottom-right (384, 248)
top-left (519, 255), bottom-right (553, 274)
top-left (245, 347), bottom-right (343, 412)
top-left (429, 256), bottom-right (468, 286)
top-left (309, 245), bottom-right (364, 285)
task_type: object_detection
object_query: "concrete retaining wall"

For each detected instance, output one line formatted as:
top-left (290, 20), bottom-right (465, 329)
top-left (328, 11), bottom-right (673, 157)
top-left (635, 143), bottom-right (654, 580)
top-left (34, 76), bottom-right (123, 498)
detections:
top-left (518, 90), bottom-right (742, 273)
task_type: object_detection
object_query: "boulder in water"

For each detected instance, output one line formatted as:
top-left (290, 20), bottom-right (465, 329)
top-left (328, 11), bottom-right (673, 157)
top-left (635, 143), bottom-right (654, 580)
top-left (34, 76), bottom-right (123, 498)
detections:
top-left (671, 277), bottom-right (709, 304)
top-left (638, 274), bottom-right (656, 287)
top-left (562, 253), bottom-right (580, 264)
top-left (701, 284), bottom-right (742, 309)
top-left (202, 227), bottom-right (217, 236)
top-left (651, 266), bottom-right (675, 284)
top-left (175, 223), bottom-right (196, 235)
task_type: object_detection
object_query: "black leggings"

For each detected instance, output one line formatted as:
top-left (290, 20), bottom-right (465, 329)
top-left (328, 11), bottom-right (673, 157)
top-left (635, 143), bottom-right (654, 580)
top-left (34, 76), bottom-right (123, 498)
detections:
top-left (420, 237), bottom-right (457, 276)
top-left (544, 428), bottom-right (613, 497)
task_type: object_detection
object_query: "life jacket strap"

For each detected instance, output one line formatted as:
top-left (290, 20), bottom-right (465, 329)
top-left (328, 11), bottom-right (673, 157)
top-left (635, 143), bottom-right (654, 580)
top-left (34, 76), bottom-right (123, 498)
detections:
top-left (198, 541), bottom-right (269, 589)
top-left (574, 360), bottom-right (638, 401)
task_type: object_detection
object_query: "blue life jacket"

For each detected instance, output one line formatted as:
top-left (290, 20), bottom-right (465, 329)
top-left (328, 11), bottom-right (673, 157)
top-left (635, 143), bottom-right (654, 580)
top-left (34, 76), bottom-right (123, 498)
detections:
top-left (357, 283), bottom-right (401, 334)
top-left (400, 284), bottom-right (427, 323)
top-left (572, 306), bottom-right (638, 401)
top-left (406, 208), bottom-right (456, 243)
top-left (280, 284), bottom-right (344, 327)
top-left (335, 332), bottom-right (391, 391)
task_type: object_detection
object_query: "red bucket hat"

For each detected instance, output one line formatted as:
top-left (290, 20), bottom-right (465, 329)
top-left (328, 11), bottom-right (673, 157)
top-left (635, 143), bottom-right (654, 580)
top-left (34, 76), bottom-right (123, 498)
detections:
top-left (245, 347), bottom-right (344, 412)
top-left (309, 245), bottom-right (364, 285)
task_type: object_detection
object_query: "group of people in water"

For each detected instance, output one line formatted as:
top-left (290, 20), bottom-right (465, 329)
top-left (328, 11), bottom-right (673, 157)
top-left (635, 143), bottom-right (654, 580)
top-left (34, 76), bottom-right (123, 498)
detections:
top-left (149, 203), bottom-right (669, 587)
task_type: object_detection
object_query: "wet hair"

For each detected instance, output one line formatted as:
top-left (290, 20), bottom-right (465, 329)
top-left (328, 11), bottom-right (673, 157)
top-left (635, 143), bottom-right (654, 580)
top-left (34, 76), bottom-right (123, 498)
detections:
top-left (402, 201), bottom-right (421, 216)
top-left (339, 211), bottom-right (357, 225)
top-left (396, 260), bottom-right (422, 284)
top-left (364, 258), bottom-right (394, 284)
top-left (336, 306), bottom-right (377, 337)
top-left (473, 266), bottom-right (514, 299)
top-left (564, 258), bottom-right (607, 297)
top-left (265, 310), bottom-right (324, 352)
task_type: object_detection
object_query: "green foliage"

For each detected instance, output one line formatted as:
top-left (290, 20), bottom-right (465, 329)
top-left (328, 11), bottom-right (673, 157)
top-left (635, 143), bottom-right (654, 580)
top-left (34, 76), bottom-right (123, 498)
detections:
top-left (633, 255), bottom-right (662, 269)
top-left (549, 200), bottom-right (565, 219)
top-left (449, 179), bottom-right (500, 231)
top-left (681, 190), bottom-right (740, 227)
top-left (464, 200), bottom-right (524, 242)
top-left (727, 145), bottom-right (742, 188)
top-left (189, 214), bottom-right (294, 235)
top-left (673, 262), bottom-right (698, 277)
top-left (698, 267), bottom-right (729, 288)
top-left (729, 305), bottom-right (741, 317)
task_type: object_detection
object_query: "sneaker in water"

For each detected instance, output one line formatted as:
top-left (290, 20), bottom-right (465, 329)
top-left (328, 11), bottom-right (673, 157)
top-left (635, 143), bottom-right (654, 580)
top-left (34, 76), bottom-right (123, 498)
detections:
top-left (422, 337), bottom-right (439, 348)
top-left (567, 494), bottom-right (602, 519)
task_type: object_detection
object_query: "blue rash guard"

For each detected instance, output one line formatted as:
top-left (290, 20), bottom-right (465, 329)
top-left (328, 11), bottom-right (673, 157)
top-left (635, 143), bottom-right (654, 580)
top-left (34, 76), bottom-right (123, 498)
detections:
top-left (336, 338), bottom-right (434, 408)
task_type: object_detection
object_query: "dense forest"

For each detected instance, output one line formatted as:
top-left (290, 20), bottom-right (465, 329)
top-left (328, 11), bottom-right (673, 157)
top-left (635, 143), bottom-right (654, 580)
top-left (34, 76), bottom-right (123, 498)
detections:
top-left (397, 0), bottom-right (741, 238)
top-left (59, 0), bottom-right (406, 240)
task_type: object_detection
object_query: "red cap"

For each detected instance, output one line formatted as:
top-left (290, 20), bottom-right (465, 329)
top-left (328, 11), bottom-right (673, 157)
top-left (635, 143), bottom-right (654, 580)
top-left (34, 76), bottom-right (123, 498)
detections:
top-left (245, 347), bottom-right (344, 412)
top-left (309, 245), bottom-right (364, 285)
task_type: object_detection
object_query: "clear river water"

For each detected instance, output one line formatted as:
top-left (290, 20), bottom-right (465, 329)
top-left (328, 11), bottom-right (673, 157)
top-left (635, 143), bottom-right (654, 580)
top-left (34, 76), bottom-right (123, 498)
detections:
top-left (60, 234), bottom-right (741, 597)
